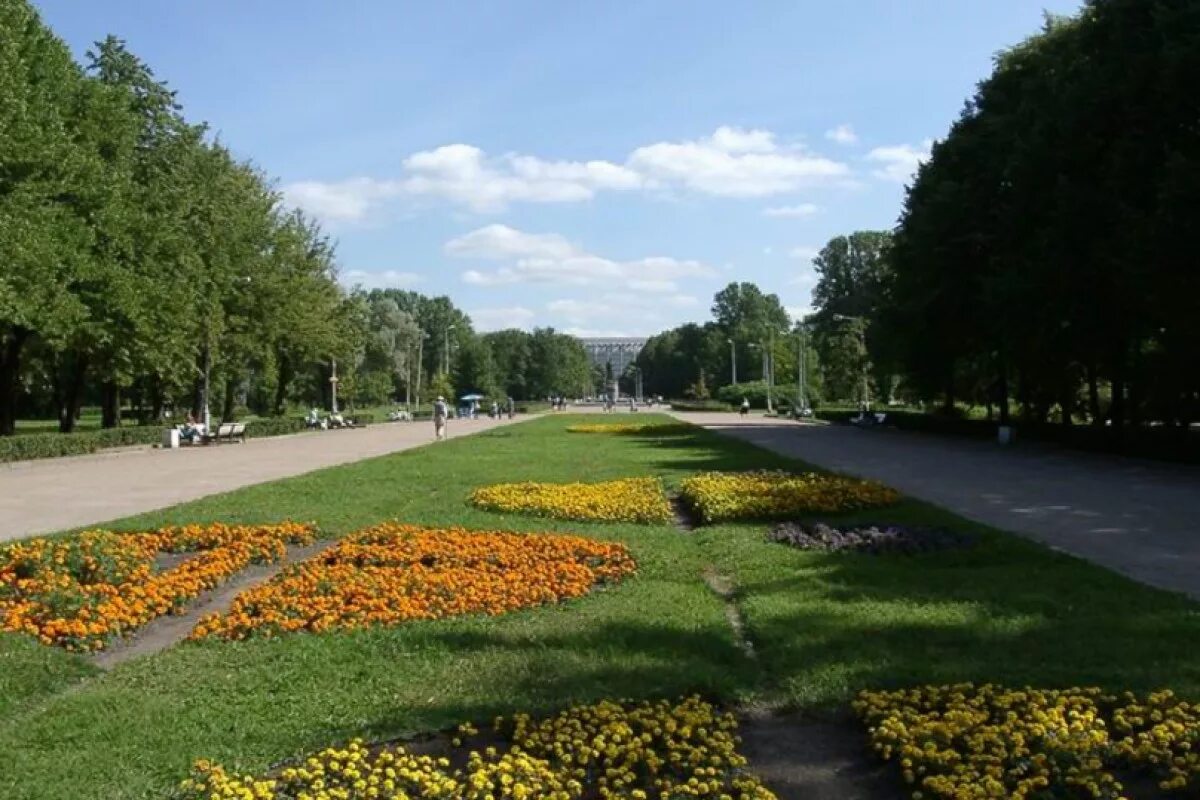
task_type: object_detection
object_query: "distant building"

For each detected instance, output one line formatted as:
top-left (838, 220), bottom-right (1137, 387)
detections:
top-left (580, 338), bottom-right (646, 398)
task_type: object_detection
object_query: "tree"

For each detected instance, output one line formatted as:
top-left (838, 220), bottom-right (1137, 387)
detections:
top-left (0, 0), bottom-right (97, 434)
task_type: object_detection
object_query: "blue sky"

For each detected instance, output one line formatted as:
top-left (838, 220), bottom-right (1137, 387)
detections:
top-left (37, 0), bottom-right (1082, 337)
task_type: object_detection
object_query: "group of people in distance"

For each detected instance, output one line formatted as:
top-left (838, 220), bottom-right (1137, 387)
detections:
top-left (431, 395), bottom-right (515, 441)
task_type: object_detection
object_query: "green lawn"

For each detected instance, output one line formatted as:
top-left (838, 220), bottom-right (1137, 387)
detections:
top-left (1, 413), bottom-right (1197, 800)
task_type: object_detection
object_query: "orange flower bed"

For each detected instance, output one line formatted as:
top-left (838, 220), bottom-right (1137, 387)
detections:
top-left (0, 522), bottom-right (315, 651)
top-left (191, 523), bottom-right (637, 641)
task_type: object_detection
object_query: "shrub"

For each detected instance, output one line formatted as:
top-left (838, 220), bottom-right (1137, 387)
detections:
top-left (0, 427), bottom-right (162, 464)
top-left (668, 399), bottom-right (732, 412)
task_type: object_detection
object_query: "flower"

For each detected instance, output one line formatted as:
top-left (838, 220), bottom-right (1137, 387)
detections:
top-left (678, 470), bottom-right (900, 523)
top-left (178, 696), bottom-right (778, 800)
top-left (469, 478), bottom-right (673, 524)
top-left (190, 523), bottom-right (637, 640)
top-left (0, 523), bottom-right (315, 651)
top-left (854, 683), bottom-right (1200, 798)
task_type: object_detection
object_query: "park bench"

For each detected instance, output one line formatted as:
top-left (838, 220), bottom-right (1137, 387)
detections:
top-left (202, 422), bottom-right (246, 444)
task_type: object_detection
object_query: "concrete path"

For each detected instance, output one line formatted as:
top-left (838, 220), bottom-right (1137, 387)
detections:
top-left (674, 413), bottom-right (1200, 600)
top-left (1, 416), bottom-right (523, 542)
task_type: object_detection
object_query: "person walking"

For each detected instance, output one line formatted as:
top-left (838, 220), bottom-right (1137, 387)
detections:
top-left (433, 395), bottom-right (448, 441)
top-left (506, 396), bottom-right (515, 419)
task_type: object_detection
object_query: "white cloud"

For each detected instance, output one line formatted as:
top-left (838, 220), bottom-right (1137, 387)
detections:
top-left (469, 306), bottom-right (536, 332)
top-left (786, 305), bottom-right (815, 323)
top-left (445, 224), bottom-right (577, 261)
top-left (628, 126), bottom-right (848, 197)
top-left (547, 293), bottom-right (698, 335)
top-left (448, 224), bottom-right (712, 293)
top-left (788, 246), bottom-right (820, 262)
top-left (402, 145), bottom-right (643, 213)
top-left (283, 126), bottom-right (852, 220)
top-left (341, 269), bottom-right (421, 289)
top-left (281, 178), bottom-right (400, 222)
top-left (825, 124), bottom-right (858, 145)
top-left (866, 140), bottom-right (933, 183)
top-left (763, 203), bottom-right (820, 218)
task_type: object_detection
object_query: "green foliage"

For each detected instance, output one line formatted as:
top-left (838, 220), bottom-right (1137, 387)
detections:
top-left (883, 0), bottom-right (1200, 428)
top-left (0, 427), bottom-right (162, 463)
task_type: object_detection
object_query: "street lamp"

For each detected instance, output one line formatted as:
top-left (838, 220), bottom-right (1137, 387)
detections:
top-left (831, 313), bottom-right (870, 410)
top-left (726, 338), bottom-right (737, 386)
top-left (415, 330), bottom-right (430, 408)
top-left (444, 324), bottom-right (456, 375)
top-left (796, 324), bottom-right (808, 416)
top-left (329, 358), bottom-right (340, 414)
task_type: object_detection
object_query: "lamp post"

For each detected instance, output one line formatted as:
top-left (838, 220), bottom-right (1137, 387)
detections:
top-left (796, 324), bottom-right (807, 416)
top-left (767, 330), bottom-right (775, 414)
top-left (443, 324), bottom-right (457, 375)
top-left (329, 358), bottom-right (339, 414)
top-left (415, 331), bottom-right (428, 409)
top-left (831, 313), bottom-right (869, 410)
top-left (727, 338), bottom-right (737, 386)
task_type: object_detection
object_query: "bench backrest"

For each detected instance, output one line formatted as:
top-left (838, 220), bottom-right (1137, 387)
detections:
top-left (217, 423), bottom-right (234, 436)
top-left (230, 423), bottom-right (246, 435)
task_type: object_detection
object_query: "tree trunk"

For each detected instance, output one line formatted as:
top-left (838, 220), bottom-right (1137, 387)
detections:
top-left (222, 376), bottom-right (236, 422)
top-left (100, 381), bottom-right (121, 429)
top-left (57, 354), bottom-right (88, 433)
top-left (997, 363), bottom-right (1011, 426)
top-left (273, 353), bottom-right (292, 415)
top-left (0, 327), bottom-right (31, 436)
top-left (941, 365), bottom-right (955, 414)
top-left (1086, 364), bottom-right (1101, 426)
top-left (150, 376), bottom-right (165, 423)
top-left (1060, 382), bottom-right (1073, 428)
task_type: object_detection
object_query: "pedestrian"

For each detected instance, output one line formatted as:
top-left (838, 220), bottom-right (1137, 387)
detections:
top-left (506, 396), bottom-right (515, 419)
top-left (433, 395), bottom-right (448, 440)
top-left (740, 397), bottom-right (750, 416)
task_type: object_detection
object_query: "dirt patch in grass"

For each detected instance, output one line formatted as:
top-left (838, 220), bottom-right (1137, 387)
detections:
top-left (702, 566), bottom-right (755, 660)
top-left (737, 711), bottom-right (899, 800)
top-left (92, 539), bottom-right (335, 669)
top-left (671, 496), bottom-right (700, 531)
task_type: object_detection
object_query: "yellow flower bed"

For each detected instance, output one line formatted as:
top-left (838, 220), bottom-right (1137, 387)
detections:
top-left (469, 477), bottom-right (673, 524)
top-left (190, 523), bottom-right (636, 640)
top-left (566, 422), bottom-right (694, 436)
top-left (0, 522), bottom-right (314, 651)
top-left (855, 684), bottom-right (1200, 799)
top-left (678, 470), bottom-right (900, 523)
top-left (180, 696), bottom-right (777, 800)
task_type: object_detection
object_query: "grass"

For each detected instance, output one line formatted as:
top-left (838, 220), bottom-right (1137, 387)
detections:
top-left (1, 413), bottom-right (1197, 799)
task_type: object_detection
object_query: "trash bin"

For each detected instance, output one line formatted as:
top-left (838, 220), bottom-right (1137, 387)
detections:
top-left (162, 427), bottom-right (180, 449)
top-left (997, 425), bottom-right (1014, 445)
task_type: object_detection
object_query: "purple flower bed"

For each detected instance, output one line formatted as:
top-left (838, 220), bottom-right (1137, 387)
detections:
top-left (768, 522), bottom-right (969, 555)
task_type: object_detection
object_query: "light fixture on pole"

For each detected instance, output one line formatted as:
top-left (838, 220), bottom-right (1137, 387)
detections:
top-left (727, 338), bottom-right (737, 386)
top-left (444, 324), bottom-right (456, 374)
top-left (831, 313), bottom-right (870, 410)
top-left (329, 358), bottom-right (340, 414)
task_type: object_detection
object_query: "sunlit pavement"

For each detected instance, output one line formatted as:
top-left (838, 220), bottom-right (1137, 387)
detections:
top-left (1, 415), bottom-right (524, 542)
top-left (674, 411), bottom-right (1200, 600)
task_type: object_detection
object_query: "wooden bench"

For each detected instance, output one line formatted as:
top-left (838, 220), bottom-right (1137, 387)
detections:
top-left (202, 422), bottom-right (246, 444)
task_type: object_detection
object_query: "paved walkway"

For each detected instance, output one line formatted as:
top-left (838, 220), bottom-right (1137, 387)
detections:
top-left (674, 413), bottom-right (1200, 599)
top-left (1, 416), bottom-right (522, 542)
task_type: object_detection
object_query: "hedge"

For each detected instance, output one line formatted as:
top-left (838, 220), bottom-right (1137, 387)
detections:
top-left (668, 399), bottom-right (733, 412)
top-left (815, 408), bottom-right (1200, 463)
top-left (0, 427), bottom-right (163, 464)
top-left (0, 413), bottom-right (384, 464)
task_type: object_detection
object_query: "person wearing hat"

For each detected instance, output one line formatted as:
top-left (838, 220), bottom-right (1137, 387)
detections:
top-left (433, 395), bottom-right (449, 440)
